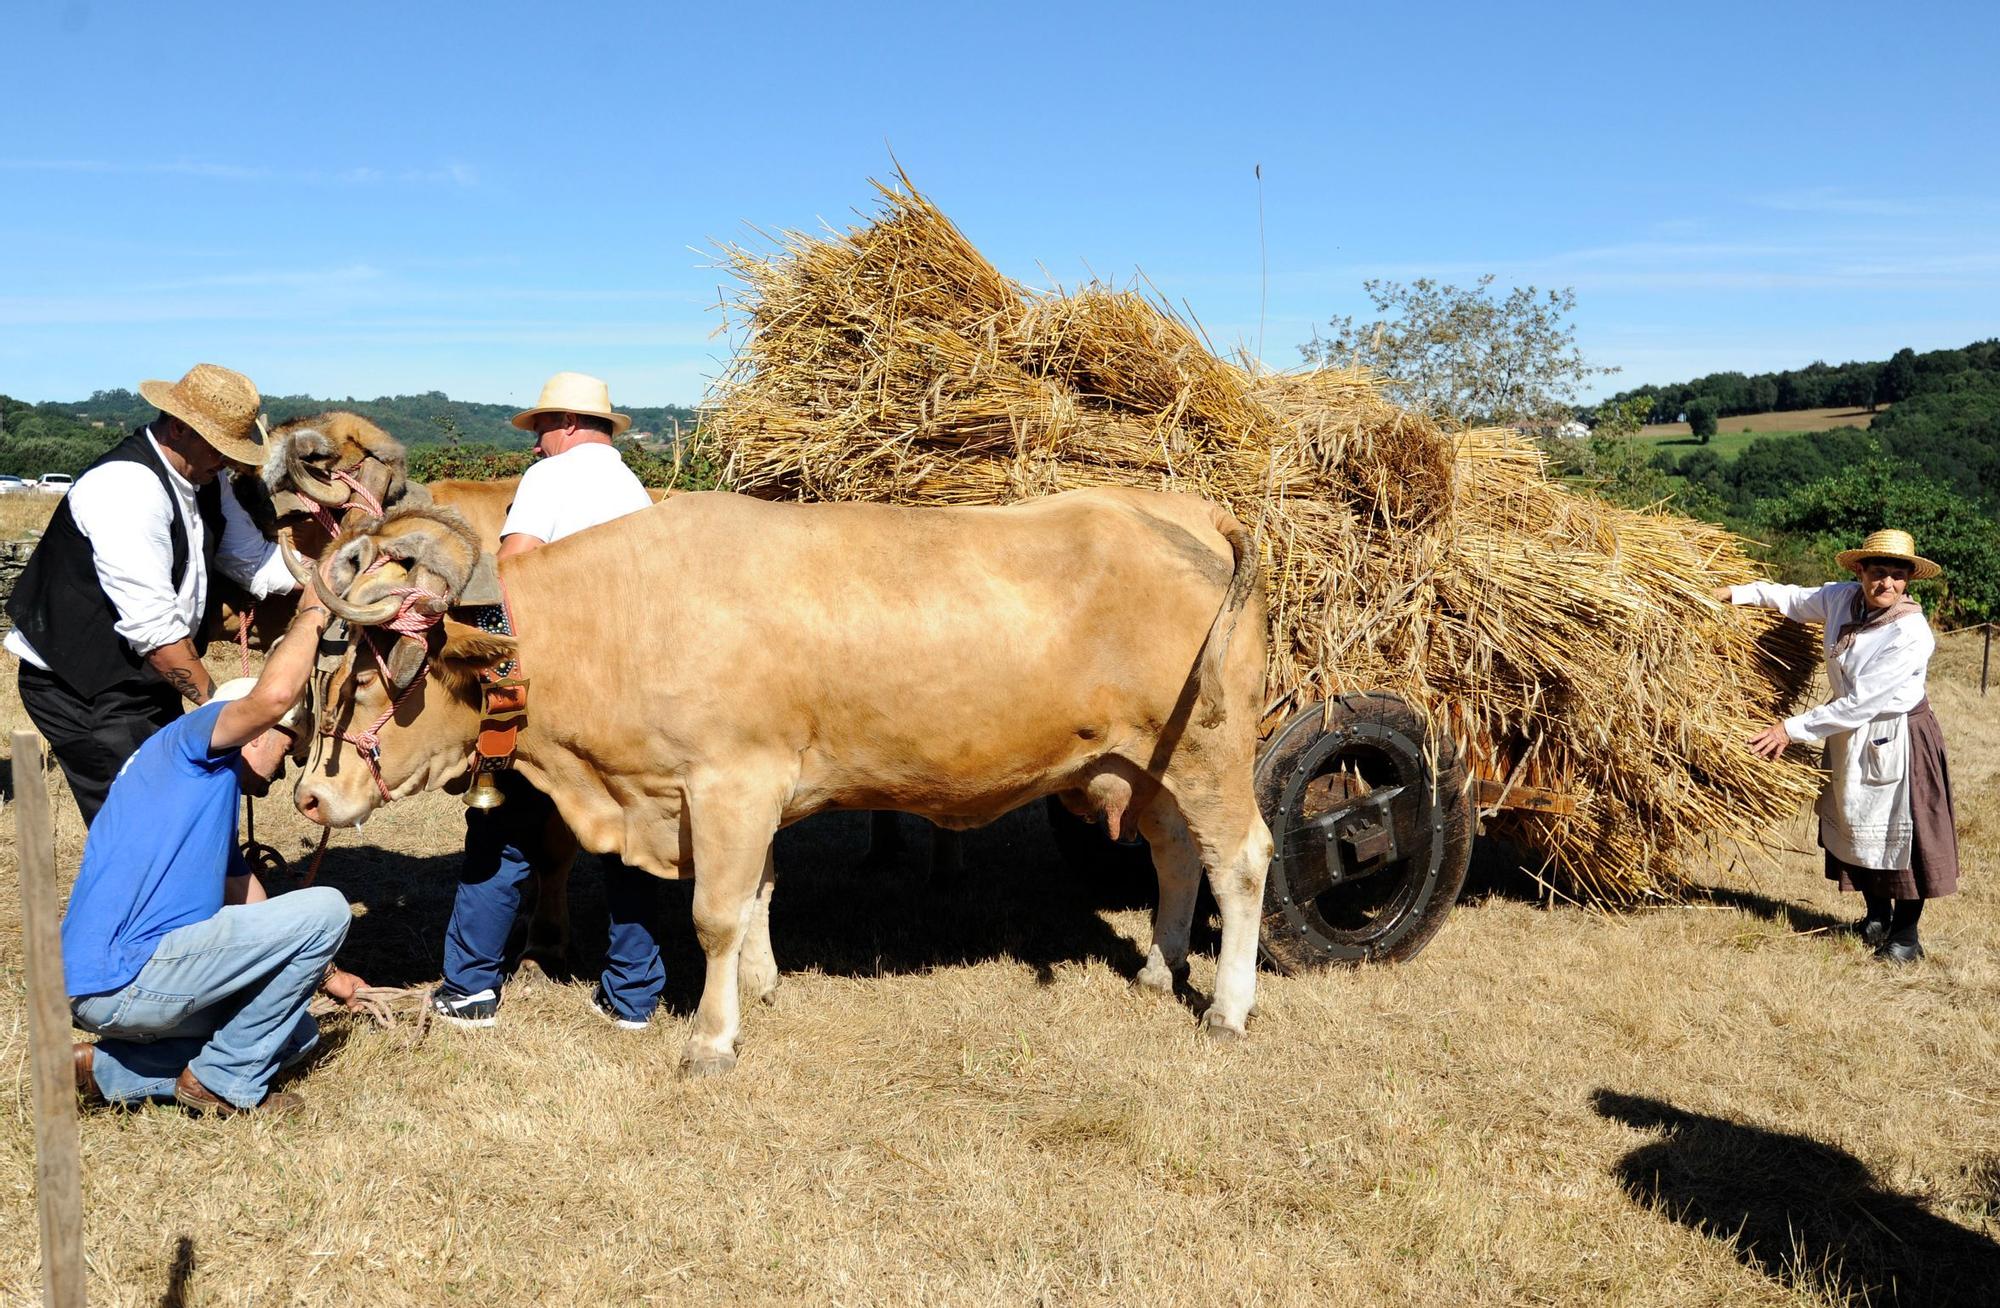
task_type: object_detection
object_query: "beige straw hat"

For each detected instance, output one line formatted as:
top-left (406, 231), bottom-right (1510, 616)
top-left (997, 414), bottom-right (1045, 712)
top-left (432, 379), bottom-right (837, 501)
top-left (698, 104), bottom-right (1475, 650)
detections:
top-left (510, 371), bottom-right (631, 435)
top-left (137, 364), bottom-right (268, 467)
top-left (1835, 529), bottom-right (1942, 581)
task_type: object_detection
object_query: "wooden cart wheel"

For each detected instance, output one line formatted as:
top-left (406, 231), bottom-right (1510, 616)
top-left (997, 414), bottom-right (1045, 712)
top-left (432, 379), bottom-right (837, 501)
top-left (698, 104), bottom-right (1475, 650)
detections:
top-left (1255, 693), bottom-right (1473, 971)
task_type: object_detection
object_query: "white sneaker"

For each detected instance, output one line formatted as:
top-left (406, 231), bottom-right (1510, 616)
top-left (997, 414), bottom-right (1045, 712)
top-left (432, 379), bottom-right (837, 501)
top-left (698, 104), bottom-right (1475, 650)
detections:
top-left (590, 984), bottom-right (650, 1031)
top-left (429, 986), bottom-right (499, 1028)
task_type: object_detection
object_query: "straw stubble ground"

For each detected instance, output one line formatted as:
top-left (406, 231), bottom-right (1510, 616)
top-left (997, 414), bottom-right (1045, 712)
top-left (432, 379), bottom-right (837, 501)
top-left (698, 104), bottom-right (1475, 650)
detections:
top-left (1, 641), bottom-right (1996, 1305)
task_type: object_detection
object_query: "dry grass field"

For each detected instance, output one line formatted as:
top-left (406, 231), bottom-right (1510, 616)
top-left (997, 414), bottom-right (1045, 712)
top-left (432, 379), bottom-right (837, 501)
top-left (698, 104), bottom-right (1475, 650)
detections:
top-left (0, 493), bottom-right (57, 541)
top-left (2, 632), bottom-right (1997, 1305)
top-left (1640, 407), bottom-right (1882, 440)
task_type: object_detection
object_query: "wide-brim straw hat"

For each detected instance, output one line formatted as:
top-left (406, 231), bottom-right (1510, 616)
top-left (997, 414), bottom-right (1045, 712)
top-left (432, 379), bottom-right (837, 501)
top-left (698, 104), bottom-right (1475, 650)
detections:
top-left (137, 363), bottom-right (268, 467)
top-left (1835, 529), bottom-right (1942, 581)
top-left (511, 371), bottom-right (632, 435)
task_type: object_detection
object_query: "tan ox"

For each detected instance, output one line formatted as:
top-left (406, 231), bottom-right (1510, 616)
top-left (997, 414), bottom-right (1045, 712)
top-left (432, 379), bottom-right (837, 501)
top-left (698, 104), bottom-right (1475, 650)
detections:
top-left (219, 415), bottom-right (558, 961)
top-left (231, 413), bottom-right (679, 971)
top-left (290, 489), bottom-right (1274, 1074)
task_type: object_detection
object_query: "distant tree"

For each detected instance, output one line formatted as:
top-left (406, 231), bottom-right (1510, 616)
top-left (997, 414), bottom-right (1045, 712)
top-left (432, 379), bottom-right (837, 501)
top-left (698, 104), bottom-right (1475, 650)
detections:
top-left (1875, 347), bottom-right (1918, 409)
top-left (1302, 275), bottom-right (1615, 434)
top-left (1592, 395), bottom-right (1653, 439)
top-left (1685, 399), bottom-right (1718, 443)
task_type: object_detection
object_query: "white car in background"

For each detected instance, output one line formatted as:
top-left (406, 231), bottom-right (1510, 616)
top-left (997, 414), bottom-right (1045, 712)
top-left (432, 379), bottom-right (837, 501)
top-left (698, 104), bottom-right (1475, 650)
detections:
top-left (0, 475), bottom-right (27, 494)
top-left (37, 473), bottom-right (72, 495)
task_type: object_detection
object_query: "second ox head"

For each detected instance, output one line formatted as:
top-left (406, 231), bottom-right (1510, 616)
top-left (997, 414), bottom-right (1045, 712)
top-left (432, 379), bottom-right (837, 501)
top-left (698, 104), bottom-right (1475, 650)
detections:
top-left (289, 505), bottom-right (513, 828)
top-left (235, 411), bottom-right (419, 552)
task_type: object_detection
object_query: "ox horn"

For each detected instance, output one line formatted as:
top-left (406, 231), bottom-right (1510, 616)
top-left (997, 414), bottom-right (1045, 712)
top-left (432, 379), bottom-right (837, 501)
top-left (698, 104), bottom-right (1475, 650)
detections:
top-left (307, 550), bottom-right (402, 627)
top-left (287, 440), bottom-right (349, 507)
top-left (277, 528), bottom-right (318, 589)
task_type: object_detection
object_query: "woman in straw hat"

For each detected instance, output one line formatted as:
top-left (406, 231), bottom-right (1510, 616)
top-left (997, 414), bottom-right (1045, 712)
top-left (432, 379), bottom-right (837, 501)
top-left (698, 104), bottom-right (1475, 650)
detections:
top-left (1714, 530), bottom-right (1959, 962)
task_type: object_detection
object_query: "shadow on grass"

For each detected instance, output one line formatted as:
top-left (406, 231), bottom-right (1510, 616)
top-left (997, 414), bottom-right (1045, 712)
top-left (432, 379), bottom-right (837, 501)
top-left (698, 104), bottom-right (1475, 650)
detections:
top-left (1460, 834), bottom-right (1562, 907)
top-left (1698, 884), bottom-right (1848, 936)
top-left (309, 803), bottom-right (1154, 1012)
top-left (1593, 1089), bottom-right (2000, 1306)
top-left (158, 1234), bottom-right (195, 1308)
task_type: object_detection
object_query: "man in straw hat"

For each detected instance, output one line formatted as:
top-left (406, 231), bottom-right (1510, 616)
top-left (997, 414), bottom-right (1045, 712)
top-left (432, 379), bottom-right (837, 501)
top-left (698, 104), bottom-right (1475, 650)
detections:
top-left (429, 371), bottom-right (667, 1030)
top-left (1716, 529), bottom-right (1961, 962)
top-left (6, 363), bottom-right (302, 825)
top-left (66, 580), bottom-right (372, 1116)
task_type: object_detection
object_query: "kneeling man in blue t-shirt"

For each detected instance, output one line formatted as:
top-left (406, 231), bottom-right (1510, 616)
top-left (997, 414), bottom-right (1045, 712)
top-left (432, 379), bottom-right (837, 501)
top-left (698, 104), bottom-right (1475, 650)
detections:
top-left (64, 582), bottom-right (365, 1117)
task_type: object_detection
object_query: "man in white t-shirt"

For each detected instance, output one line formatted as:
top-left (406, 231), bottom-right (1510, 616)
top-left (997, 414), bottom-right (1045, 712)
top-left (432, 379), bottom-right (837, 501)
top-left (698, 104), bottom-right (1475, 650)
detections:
top-left (431, 373), bottom-right (662, 1031)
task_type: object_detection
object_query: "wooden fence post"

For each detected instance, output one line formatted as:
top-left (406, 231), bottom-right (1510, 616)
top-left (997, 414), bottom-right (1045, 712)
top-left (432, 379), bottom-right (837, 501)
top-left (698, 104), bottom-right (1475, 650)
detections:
top-left (13, 730), bottom-right (86, 1308)
top-left (1981, 623), bottom-right (1992, 697)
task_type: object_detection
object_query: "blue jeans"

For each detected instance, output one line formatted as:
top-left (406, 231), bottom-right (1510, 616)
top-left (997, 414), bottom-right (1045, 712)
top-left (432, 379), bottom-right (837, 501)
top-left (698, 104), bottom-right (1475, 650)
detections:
top-left (444, 777), bottom-right (664, 1022)
top-left (70, 886), bottom-right (350, 1109)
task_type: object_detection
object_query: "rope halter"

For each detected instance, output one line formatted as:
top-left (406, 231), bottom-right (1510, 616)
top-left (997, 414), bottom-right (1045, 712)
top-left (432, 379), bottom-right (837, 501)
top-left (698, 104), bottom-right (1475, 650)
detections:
top-left (322, 553), bottom-right (449, 803)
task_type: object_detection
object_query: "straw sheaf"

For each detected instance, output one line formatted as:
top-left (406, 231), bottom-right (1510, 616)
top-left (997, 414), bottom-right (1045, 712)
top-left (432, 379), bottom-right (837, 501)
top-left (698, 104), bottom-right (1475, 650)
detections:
top-left (703, 179), bottom-right (1823, 902)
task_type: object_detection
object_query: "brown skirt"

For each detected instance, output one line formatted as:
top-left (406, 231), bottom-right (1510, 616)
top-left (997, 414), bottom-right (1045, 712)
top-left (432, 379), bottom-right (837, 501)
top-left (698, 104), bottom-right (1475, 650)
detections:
top-left (1824, 698), bottom-right (1959, 899)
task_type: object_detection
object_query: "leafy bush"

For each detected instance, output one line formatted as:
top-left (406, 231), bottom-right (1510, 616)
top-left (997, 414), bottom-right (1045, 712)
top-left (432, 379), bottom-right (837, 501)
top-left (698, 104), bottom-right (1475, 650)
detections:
top-left (407, 445), bottom-right (538, 482)
top-left (408, 441), bottom-right (720, 491)
top-left (1761, 460), bottom-right (2000, 625)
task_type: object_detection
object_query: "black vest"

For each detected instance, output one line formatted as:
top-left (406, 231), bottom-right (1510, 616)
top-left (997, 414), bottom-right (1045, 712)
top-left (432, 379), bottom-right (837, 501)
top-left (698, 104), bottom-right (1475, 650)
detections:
top-left (6, 429), bottom-right (224, 698)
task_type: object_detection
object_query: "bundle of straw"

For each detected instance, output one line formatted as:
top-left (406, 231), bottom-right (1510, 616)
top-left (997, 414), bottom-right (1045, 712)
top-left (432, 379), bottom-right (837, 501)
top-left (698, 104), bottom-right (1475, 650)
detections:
top-left (703, 179), bottom-right (1823, 901)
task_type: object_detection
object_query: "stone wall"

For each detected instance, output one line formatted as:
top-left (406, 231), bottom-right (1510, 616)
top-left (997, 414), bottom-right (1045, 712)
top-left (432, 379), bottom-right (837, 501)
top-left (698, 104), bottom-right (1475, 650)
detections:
top-left (0, 539), bottom-right (37, 635)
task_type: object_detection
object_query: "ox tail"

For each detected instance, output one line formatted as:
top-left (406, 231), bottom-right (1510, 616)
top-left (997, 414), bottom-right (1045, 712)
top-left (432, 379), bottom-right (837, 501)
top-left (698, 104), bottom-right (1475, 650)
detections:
top-left (1194, 510), bottom-right (1261, 730)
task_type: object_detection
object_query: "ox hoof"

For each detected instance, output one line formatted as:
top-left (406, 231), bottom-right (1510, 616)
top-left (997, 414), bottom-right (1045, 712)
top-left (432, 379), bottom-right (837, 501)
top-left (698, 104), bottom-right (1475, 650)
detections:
top-left (680, 1050), bottom-right (739, 1079)
top-left (515, 953), bottom-right (571, 986)
top-left (1134, 961), bottom-right (1179, 997)
top-left (1200, 1010), bottom-right (1246, 1043)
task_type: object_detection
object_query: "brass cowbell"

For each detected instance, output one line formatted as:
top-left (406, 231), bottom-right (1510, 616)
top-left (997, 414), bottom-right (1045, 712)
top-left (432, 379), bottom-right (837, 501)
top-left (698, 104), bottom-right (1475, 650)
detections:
top-left (464, 768), bottom-right (506, 811)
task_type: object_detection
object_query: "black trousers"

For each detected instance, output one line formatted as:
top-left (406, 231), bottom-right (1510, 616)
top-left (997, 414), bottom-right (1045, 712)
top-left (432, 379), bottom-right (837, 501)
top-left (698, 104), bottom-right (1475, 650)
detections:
top-left (16, 665), bottom-right (182, 827)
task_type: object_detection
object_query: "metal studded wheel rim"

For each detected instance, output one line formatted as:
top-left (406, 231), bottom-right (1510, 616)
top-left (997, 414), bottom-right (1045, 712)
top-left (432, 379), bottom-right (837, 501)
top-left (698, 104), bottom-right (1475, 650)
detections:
top-left (1266, 714), bottom-right (1446, 963)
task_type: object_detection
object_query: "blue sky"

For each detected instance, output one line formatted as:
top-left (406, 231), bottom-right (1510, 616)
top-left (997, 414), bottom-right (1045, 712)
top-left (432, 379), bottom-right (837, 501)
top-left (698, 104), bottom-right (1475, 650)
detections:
top-left (3, 0), bottom-right (1995, 409)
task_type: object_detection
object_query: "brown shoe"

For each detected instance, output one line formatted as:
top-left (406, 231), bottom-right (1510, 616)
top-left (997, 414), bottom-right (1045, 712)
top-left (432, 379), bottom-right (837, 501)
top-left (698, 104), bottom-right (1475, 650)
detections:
top-left (73, 1042), bottom-right (102, 1104)
top-left (173, 1067), bottom-right (302, 1118)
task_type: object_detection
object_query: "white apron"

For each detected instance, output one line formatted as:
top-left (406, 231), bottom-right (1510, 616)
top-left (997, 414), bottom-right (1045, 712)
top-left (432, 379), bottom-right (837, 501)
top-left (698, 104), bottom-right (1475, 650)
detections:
top-left (1817, 700), bottom-right (1912, 870)
top-left (1731, 579), bottom-right (1933, 872)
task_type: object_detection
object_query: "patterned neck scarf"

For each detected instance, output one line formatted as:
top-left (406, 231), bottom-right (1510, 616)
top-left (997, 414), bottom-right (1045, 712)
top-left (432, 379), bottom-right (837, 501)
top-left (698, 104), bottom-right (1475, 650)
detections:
top-left (1833, 588), bottom-right (1920, 655)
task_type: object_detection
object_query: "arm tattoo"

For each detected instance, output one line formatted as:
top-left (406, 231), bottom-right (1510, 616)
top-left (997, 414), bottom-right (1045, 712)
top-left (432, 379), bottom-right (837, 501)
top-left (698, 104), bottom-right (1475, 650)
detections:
top-left (165, 666), bottom-right (210, 705)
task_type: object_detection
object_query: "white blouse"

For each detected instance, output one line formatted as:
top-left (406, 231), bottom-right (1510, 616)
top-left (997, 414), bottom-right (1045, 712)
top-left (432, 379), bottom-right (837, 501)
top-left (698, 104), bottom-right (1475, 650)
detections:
top-left (1729, 579), bottom-right (1933, 743)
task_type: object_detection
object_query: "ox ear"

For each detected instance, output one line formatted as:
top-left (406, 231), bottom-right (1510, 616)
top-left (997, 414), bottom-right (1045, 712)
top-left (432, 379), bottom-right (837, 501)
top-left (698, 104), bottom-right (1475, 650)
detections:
top-left (438, 618), bottom-right (517, 671)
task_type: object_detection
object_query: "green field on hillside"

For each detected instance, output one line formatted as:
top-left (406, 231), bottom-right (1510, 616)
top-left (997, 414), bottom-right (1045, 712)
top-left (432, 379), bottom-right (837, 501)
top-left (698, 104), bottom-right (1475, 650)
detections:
top-left (1632, 427), bottom-right (1789, 463)
top-left (1632, 406), bottom-right (1878, 464)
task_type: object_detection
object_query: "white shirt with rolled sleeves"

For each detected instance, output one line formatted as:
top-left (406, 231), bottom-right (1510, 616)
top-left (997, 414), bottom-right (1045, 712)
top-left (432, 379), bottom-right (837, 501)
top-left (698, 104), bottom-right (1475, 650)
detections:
top-left (500, 442), bottom-right (652, 546)
top-left (1729, 578), bottom-right (1933, 868)
top-left (4, 429), bottom-right (295, 672)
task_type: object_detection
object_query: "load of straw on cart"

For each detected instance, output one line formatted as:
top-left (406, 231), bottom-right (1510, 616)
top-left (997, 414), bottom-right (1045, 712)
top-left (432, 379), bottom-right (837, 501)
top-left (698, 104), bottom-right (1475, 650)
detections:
top-left (697, 179), bottom-right (1824, 968)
